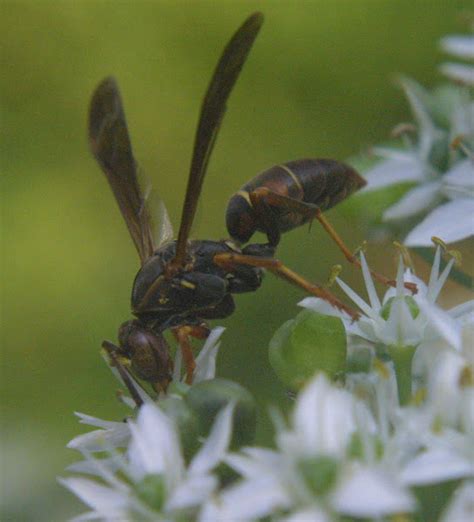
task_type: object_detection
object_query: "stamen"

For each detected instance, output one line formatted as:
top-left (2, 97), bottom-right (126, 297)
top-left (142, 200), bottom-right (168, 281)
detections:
top-left (352, 240), bottom-right (367, 257)
top-left (427, 246), bottom-right (441, 302)
top-left (393, 241), bottom-right (415, 272)
top-left (326, 264), bottom-right (342, 287)
top-left (430, 257), bottom-right (455, 303)
top-left (395, 256), bottom-right (405, 297)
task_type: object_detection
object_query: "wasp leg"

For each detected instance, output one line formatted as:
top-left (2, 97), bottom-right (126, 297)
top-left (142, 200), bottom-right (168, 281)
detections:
top-left (312, 209), bottom-right (417, 293)
top-left (248, 189), bottom-right (281, 247)
top-left (248, 187), bottom-right (416, 294)
top-left (102, 340), bottom-right (144, 407)
top-left (213, 252), bottom-right (360, 321)
top-left (172, 324), bottom-right (210, 384)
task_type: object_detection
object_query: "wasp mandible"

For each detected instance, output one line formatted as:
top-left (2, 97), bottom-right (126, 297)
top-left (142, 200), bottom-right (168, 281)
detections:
top-left (89, 12), bottom-right (407, 399)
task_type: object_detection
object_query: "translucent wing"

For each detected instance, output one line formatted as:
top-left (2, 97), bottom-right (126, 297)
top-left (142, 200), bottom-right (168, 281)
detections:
top-left (89, 77), bottom-right (155, 264)
top-left (172, 12), bottom-right (264, 266)
top-left (144, 186), bottom-right (174, 247)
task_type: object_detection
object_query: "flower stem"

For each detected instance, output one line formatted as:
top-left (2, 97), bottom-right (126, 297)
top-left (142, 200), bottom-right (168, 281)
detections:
top-left (389, 345), bottom-right (416, 406)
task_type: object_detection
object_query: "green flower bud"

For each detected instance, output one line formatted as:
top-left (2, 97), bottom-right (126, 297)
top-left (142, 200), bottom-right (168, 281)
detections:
top-left (269, 309), bottom-right (347, 389)
top-left (185, 378), bottom-right (257, 449)
top-left (135, 473), bottom-right (166, 511)
top-left (298, 456), bottom-right (339, 497)
top-left (166, 380), bottom-right (190, 398)
top-left (159, 397), bottom-right (199, 461)
top-left (380, 295), bottom-right (419, 320)
top-left (346, 345), bottom-right (373, 373)
top-left (347, 433), bottom-right (384, 460)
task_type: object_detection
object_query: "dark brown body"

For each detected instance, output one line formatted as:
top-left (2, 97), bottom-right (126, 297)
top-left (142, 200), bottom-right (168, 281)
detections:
top-left (226, 158), bottom-right (366, 245)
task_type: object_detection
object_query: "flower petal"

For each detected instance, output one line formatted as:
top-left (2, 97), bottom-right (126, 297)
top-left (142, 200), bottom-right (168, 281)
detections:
top-left (332, 466), bottom-right (415, 517)
top-left (336, 277), bottom-right (377, 320)
top-left (281, 507), bottom-right (330, 522)
top-left (448, 300), bottom-right (474, 326)
top-left (427, 257), bottom-right (454, 303)
top-left (290, 374), bottom-right (357, 456)
top-left (193, 327), bottom-right (225, 383)
top-left (443, 159), bottom-right (474, 190)
top-left (398, 76), bottom-right (442, 160)
top-left (189, 403), bottom-right (234, 475)
top-left (59, 477), bottom-right (130, 520)
top-left (360, 252), bottom-right (381, 310)
top-left (383, 182), bottom-right (442, 221)
top-left (401, 447), bottom-right (474, 485)
top-left (215, 475), bottom-right (290, 521)
top-left (299, 297), bottom-right (346, 319)
top-left (404, 199), bottom-right (474, 246)
top-left (363, 154), bottom-right (425, 191)
top-left (166, 474), bottom-right (217, 511)
top-left (417, 299), bottom-right (462, 351)
top-left (427, 349), bottom-right (472, 428)
top-left (128, 403), bottom-right (184, 486)
top-left (74, 412), bottom-right (125, 430)
top-left (67, 424), bottom-right (130, 452)
top-left (67, 457), bottom-right (122, 477)
top-left (440, 35), bottom-right (474, 60)
top-left (226, 448), bottom-right (281, 478)
top-left (440, 63), bottom-right (474, 86)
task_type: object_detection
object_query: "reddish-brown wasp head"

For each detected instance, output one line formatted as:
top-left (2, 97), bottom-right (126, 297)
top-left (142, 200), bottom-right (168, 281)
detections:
top-left (118, 320), bottom-right (173, 390)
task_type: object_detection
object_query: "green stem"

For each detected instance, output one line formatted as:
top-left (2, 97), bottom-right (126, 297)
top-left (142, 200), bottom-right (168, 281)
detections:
top-left (389, 345), bottom-right (416, 406)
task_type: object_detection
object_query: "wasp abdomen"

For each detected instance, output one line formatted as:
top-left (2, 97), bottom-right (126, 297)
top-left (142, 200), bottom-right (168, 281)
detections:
top-left (226, 158), bottom-right (366, 244)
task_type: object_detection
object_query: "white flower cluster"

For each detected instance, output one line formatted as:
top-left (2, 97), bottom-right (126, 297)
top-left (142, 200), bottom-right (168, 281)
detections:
top-left (61, 245), bottom-right (473, 521)
top-left (363, 32), bottom-right (473, 247)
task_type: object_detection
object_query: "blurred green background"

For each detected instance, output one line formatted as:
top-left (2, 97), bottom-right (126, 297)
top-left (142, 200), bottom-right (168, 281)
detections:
top-left (1, 0), bottom-right (470, 519)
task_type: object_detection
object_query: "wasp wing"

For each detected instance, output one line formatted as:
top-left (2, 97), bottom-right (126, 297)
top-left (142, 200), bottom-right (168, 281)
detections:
top-left (146, 186), bottom-right (174, 247)
top-left (89, 77), bottom-right (155, 264)
top-left (173, 12), bottom-right (264, 266)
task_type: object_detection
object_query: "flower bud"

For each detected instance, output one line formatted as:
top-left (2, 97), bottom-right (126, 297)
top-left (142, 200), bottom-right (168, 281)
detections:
top-left (380, 295), bottom-right (419, 320)
top-left (269, 309), bottom-right (347, 389)
top-left (159, 397), bottom-right (199, 460)
top-left (185, 378), bottom-right (257, 448)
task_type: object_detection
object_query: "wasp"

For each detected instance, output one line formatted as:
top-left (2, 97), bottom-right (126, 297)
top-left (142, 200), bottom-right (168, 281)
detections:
top-left (89, 13), bottom-right (410, 401)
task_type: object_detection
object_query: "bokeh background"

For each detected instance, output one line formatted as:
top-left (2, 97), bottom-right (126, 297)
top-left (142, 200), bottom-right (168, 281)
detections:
top-left (2, 0), bottom-right (471, 519)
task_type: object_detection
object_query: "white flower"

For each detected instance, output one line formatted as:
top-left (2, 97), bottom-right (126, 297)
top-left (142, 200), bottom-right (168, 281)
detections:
top-left (277, 373), bottom-right (370, 458)
top-left (300, 247), bottom-right (464, 351)
top-left (67, 412), bottom-right (131, 453)
top-left (209, 373), bottom-right (414, 521)
top-left (61, 401), bottom-right (234, 521)
top-left (68, 326), bottom-right (225, 460)
top-left (362, 74), bottom-right (474, 246)
top-left (416, 316), bottom-right (474, 431)
top-left (390, 405), bottom-right (474, 488)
